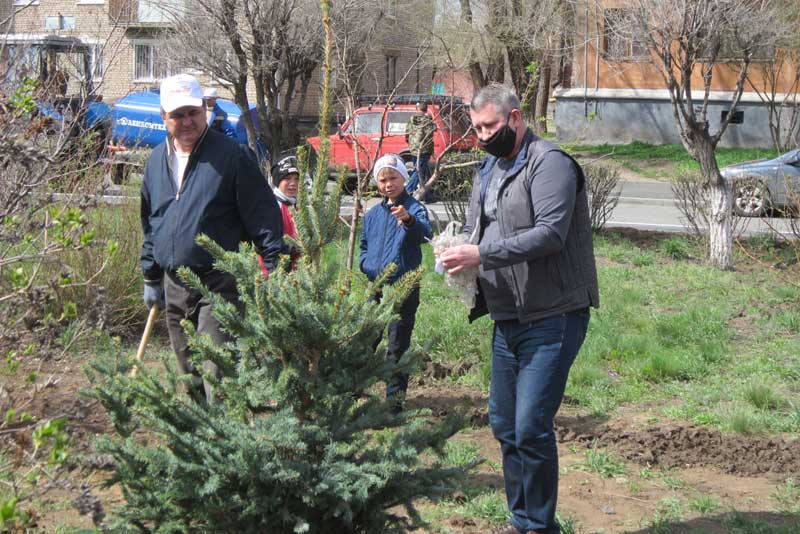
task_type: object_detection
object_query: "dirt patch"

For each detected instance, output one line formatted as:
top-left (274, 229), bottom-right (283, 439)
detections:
top-left (410, 389), bottom-right (800, 478)
top-left (587, 425), bottom-right (800, 477)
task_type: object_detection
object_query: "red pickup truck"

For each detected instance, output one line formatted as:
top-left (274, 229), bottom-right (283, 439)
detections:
top-left (305, 95), bottom-right (477, 174)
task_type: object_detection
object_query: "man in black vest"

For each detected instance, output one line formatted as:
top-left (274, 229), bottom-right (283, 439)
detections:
top-left (440, 83), bottom-right (599, 534)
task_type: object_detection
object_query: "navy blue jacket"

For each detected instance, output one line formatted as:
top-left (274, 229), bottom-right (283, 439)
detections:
top-left (140, 127), bottom-right (283, 281)
top-left (207, 103), bottom-right (237, 139)
top-left (359, 190), bottom-right (432, 284)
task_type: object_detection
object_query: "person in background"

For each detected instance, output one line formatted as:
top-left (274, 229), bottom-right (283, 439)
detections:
top-left (359, 153), bottom-right (432, 413)
top-left (203, 87), bottom-right (236, 139)
top-left (140, 73), bottom-right (283, 404)
top-left (404, 101), bottom-right (435, 198)
top-left (261, 154), bottom-right (301, 272)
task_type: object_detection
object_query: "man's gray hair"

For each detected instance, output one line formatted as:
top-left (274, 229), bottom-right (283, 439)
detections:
top-left (470, 83), bottom-right (521, 115)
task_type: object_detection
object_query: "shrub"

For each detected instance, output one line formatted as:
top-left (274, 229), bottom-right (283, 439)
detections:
top-left (671, 171), bottom-right (747, 241)
top-left (584, 163), bottom-right (621, 231)
top-left (433, 149), bottom-right (482, 227)
top-left (56, 202), bottom-right (143, 336)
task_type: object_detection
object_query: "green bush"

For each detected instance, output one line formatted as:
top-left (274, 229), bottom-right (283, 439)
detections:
top-left (56, 202), bottom-right (143, 336)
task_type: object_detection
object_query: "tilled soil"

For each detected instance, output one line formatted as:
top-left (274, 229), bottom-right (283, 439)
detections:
top-left (563, 424), bottom-right (800, 477)
top-left (410, 382), bottom-right (800, 479)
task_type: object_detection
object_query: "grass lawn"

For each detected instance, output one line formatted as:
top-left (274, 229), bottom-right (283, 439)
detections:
top-left (412, 230), bottom-right (800, 435)
top-left (562, 140), bottom-right (781, 180)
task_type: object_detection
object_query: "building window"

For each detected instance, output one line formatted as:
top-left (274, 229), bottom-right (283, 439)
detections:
top-left (45, 15), bottom-right (77, 30)
top-left (13, 0), bottom-right (40, 6)
top-left (90, 44), bottom-right (104, 80)
top-left (722, 110), bottom-right (744, 124)
top-left (385, 0), bottom-right (396, 18)
top-left (133, 42), bottom-right (174, 81)
top-left (385, 54), bottom-right (397, 92)
top-left (603, 9), bottom-right (648, 60)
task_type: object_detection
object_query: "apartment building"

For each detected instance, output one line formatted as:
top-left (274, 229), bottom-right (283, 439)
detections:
top-left (4, 0), bottom-right (432, 123)
top-left (556, 0), bottom-right (799, 148)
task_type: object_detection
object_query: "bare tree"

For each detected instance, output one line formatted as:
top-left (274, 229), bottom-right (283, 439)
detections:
top-left (424, 0), bottom-right (566, 126)
top-left (747, 48), bottom-right (800, 153)
top-left (163, 0), bottom-right (323, 157)
top-left (745, 3), bottom-right (800, 153)
top-left (619, 0), bottom-right (789, 269)
top-left (326, 0), bottom-right (387, 274)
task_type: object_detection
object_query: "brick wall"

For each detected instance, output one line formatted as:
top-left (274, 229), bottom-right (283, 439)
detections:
top-left (8, 0), bottom-right (433, 118)
top-left (10, 1), bottom-right (136, 100)
top-left (572, 0), bottom-right (800, 94)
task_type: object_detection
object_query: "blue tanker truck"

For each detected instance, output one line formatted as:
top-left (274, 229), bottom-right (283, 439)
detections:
top-left (107, 89), bottom-right (268, 183)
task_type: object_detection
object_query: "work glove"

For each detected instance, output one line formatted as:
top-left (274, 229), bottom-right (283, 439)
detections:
top-left (143, 280), bottom-right (165, 310)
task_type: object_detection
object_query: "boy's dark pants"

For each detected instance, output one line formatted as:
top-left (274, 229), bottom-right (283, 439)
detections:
top-left (164, 269), bottom-right (242, 403)
top-left (371, 286), bottom-right (421, 400)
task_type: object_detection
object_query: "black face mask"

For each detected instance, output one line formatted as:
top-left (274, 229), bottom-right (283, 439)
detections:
top-left (479, 115), bottom-right (517, 158)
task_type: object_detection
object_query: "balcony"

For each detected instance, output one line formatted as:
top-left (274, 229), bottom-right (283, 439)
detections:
top-left (109, 0), bottom-right (185, 27)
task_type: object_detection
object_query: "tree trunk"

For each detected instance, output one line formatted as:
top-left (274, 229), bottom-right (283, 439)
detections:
top-left (534, 56), bottom-right (552, 134)
top-left (708, 179), bottom-right (734, 270)
top-left (696, 142), bottom-right (733, 269)
top-left (282, 73), bottom-right (298, 147)
top-left (459, 0), bottom-right (486, 89)
top-left (255, 71), bottom-right (282, 159)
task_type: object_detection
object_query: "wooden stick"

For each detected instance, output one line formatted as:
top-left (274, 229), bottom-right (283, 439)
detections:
top-left (131, 305), bottom-right (159, 378)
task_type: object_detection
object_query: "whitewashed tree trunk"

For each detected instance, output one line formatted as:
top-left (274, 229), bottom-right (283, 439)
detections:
top-left (696, 142), bottom-right (733, 269)
top-left (708, 177), bottom-right (734, 270)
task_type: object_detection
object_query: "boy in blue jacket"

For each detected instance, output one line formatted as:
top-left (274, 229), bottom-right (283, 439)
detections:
top-left (360, 153), bottom-right (433, 412)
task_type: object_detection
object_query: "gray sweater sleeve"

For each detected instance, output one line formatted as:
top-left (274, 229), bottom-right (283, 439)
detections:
top-left (479, 150), bottom-right (578, 270)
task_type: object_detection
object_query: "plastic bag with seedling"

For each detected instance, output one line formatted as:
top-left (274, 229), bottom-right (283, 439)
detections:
top-left (431, 221), bottom-right (478, 308)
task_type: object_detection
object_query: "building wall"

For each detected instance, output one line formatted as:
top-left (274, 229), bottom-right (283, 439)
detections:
top-left (559, 0), bottom-right (800, 147)
top-left (432, 69), bottom-right (473, 103)
top-left (572, 0), bottom-right (800, 95)
top-left (555, 88), bottom-right (794, 148)
top-left (8, 1), bottom-right (161, 100)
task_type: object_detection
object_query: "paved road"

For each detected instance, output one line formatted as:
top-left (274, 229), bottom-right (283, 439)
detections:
top-left (104, 178), bottom-right (793, 237)
top-left (342, 180), bottom-right (795, 237)
top-left (609, 180), bottom-right (794, 237)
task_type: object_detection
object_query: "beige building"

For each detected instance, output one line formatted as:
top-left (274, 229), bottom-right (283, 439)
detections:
top-left (4, 0), bottom-right (432, 122)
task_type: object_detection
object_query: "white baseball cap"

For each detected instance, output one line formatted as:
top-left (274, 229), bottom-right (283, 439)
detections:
top-left (203, 87), bottom-right (219, 99)
top-left (160, 74), bottom-right (204, 113)
top-left (372, 153), bottom-right (409, 184)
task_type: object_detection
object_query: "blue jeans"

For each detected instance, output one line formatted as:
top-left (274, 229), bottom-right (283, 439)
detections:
top-left (489, 309), bottom-right (590, 533)
top-left (405, 152), bottom-right (431, 197)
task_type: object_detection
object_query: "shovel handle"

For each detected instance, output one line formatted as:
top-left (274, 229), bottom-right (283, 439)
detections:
top-left (131, 305), bottom-right (159, 377)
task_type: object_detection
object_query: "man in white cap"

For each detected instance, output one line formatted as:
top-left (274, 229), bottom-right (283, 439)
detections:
top-left (140, 73), bottom-right (283, 403)
top-left (202, 87), bottom-right (236, 139)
